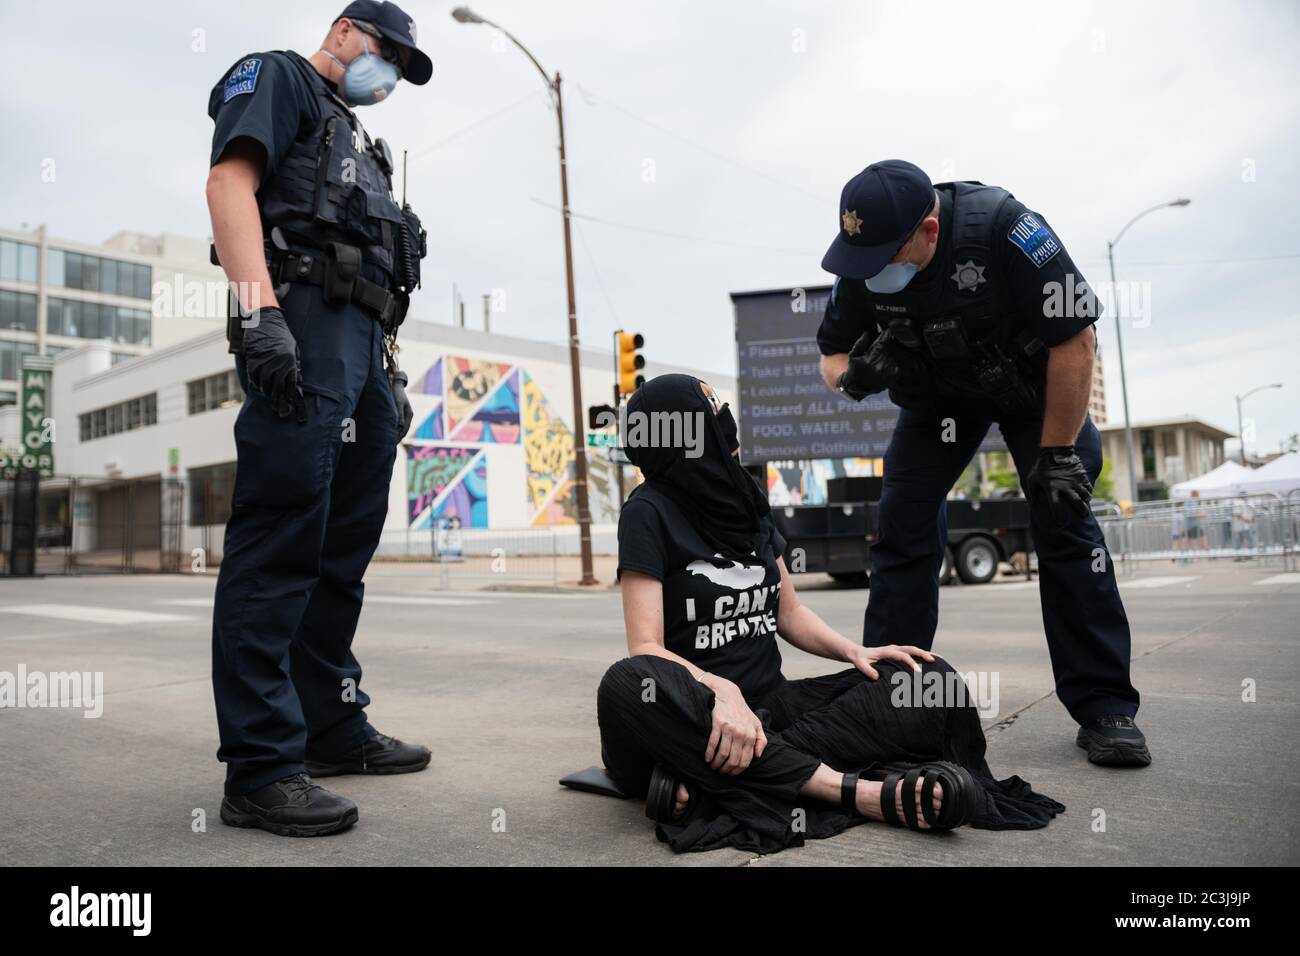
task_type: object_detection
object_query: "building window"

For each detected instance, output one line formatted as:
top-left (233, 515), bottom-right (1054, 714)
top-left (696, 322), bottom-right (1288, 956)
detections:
top-left (0, 239), bottom-right (38, 284)
top-left (47, 250), bottom-right (151, 300)
top-left (187, 369), bottom-right (243, 414)
top-left (0, 340), bottom-right (36, 381)
top-left (47, 298), bottom-right (151, 344)
top-left (188, 462), bottom-right (237, 526)
top-left (77, 392), bottom-right (158, 442)
top-left (0, 290), bottom-right (38, 332)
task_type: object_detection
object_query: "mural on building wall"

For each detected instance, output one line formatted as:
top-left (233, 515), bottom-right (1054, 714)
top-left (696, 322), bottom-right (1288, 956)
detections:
top-left (402, 355), bottom-right (625, 529)
top-left (450, 369), bottom-right (521, 444)
top-left (445, 357), bottom-right (511, 434)
top-left (766, 458), bottom-right (878, 506)
top-left (406, 446), bottom-right (486, 528)
top-left (522, 371), bottom-right (577, 526)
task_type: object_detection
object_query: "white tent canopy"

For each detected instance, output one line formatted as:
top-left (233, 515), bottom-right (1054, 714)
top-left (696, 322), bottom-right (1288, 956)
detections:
top-left (1170, 460), bottom-right (1253, 498)
top-left (1241, 451), bottom-right (1300, 498)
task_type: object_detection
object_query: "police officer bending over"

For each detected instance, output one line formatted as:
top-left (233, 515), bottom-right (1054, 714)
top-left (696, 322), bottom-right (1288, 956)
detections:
top-left (818, 160), bottom-right (1149, 768)
top-left (205, 1), bottom-right (433, 836)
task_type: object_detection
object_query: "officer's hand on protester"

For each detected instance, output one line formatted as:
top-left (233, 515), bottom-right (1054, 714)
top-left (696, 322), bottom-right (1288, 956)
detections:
top-left (837, 329), bottom-right (900, 401)
top-left (848, 644), bottom-right (936, 680)
top-left (1026, 445), bottom-right (1093, 526)
top-left (242, 307), bottom-right (307, 420)
top-left (704, 677), bottom-right (767, 775)
top-left (390, 369), bottom-right (414, 440)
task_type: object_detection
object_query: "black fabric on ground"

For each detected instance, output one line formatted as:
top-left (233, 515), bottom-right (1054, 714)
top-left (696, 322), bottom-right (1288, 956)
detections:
top-left (598, 654), bottom-right (1064, 854)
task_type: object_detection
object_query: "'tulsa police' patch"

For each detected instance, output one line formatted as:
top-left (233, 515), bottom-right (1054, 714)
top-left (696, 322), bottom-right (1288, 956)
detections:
top-left (1007, 212), bottom-right (1062, 268)
top-left (224, 58), bottom-right (262, 103)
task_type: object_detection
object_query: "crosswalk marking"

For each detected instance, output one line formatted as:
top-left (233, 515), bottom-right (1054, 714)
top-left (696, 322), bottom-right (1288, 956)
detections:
top-left (1254, 573), bottom-right (1300, 586)
top-left (0, 605), bottom-right (196, 625)
top-left (1121, 576), bottom-right (1199, 589)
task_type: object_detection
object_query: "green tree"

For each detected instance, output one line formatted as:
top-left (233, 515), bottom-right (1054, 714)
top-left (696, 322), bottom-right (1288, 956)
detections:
top-left (1093, 458), bottom-right (1115, 501)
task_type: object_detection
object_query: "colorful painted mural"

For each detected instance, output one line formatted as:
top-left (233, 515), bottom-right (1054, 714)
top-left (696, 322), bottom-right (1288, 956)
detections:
top-left (406, 446), bottom-right (485, 528)
top-left (402, 354), bottom-right (612, 529)
top-left (522, 372), bottom-right (577, 525)
top-left (450, 369), bottom-right (521, 444)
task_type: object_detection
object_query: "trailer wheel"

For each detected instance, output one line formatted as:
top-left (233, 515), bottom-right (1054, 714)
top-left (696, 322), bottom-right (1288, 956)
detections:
top-left (939, 547), bottom-right (954, 586)
top-left (955, 537), bottom-right (999, 585)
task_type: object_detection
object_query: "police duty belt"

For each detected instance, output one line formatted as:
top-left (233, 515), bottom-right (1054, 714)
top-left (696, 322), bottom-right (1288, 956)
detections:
top-left (271, 250), bottom-right (399, 329)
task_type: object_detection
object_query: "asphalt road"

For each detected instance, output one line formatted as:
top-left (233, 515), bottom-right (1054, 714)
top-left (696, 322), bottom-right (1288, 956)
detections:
top-left (2, 561), bottom-right (1297, 866)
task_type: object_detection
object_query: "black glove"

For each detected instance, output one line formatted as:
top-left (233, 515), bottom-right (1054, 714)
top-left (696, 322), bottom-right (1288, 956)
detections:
top-left (836, 329), bottom-right (901, 401)
top-left (242, 307), bottom-right (306, 421)
top-left (390, 368), bottom-right (414, 441)
top-left (1026, 445), bottom-right (1093, 526)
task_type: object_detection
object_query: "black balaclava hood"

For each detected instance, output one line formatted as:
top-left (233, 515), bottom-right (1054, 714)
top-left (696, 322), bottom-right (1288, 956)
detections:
top-left (623, 374), bottom-right (771, 560)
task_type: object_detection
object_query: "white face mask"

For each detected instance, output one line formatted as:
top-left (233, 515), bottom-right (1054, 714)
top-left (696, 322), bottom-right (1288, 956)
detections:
top-left (320, 33), bottom-right (399, 106)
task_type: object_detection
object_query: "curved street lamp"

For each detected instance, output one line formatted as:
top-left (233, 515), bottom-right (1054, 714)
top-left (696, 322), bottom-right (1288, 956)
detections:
top-left (1107, 197), bottom-right (1190, 503)
top-left (1235, 383), bottom-right (1283, 464)
top-left (452, 6), bottom-right (596, 585)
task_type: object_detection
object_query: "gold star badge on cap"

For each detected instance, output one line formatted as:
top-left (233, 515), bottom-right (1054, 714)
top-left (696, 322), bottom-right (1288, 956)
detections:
top-left (841, 209), bottom-right (862, 236)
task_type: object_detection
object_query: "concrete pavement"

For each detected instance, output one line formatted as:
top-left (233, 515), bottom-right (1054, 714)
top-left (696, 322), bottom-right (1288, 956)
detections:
top-left (1, 561), bottom-right (1297, 866)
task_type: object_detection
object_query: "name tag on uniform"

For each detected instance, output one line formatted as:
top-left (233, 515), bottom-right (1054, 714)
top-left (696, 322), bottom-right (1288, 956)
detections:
top-left (224, 58), bottom-right (262, 103)
top-left (1007, 212), bottom-right (1062, 268)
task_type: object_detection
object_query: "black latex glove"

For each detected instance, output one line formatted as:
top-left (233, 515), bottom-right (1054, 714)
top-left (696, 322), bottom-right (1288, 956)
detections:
top-left (391, 368), bottom-right (414, 441)
top-left (837, 329), bottom-right (901, 401)
top-left (1026, 445), bottom-right (1093, 526)
top-left (242, 307), bottom-right (306, 420)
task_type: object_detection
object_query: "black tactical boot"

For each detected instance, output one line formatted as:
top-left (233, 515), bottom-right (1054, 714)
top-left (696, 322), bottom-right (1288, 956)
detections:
top-left (305, 731), bottom-right (431, 778)
top-left (220, 773), bottom-right (358, 837)
top-left (1076, 716), bottom-right (1151, 767)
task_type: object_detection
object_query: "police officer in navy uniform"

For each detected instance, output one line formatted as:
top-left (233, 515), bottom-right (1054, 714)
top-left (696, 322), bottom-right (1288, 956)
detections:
top-left (818, 160), bottom-right (1150, 767)
top-left (205, 1), bottom-right (433, 836)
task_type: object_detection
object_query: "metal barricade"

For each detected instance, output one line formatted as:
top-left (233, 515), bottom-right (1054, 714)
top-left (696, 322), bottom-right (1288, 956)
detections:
top-left (1095, 492), bottom-right (1289, 570)
top-left (372, 523), bottom-right (561, 589)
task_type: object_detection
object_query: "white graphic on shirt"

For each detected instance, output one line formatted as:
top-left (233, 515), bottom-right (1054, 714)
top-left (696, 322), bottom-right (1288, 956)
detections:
top-left (684, 554), bottom-right (779, 650)
top-left (685, 554), bottom-right (765, 590)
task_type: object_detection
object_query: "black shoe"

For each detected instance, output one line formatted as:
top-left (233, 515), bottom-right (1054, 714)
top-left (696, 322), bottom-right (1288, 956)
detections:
top-left (220, 773), bottom-right (358, 837)
top-left (304, 731), bottom-right (431, 778)
top-left (1076, 716), bottom-right (1151, 767)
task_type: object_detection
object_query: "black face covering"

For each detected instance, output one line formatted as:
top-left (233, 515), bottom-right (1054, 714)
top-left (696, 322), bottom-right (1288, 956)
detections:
top-left (623, 375), bottom-right (771, 560)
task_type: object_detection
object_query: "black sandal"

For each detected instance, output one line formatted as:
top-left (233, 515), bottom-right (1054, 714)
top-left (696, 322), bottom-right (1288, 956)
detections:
top-left (646, 765), bottom-right (692, 823)
top-left (841, 761), bottom-right (976, 831)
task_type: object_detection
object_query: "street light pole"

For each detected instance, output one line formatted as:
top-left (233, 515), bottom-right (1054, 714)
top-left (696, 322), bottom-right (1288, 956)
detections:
top-left (1235, 383), bottom-right (1283, 465)
top-left (452, 7), bottom-right (596, 585)
top-left (1106, 198), bottom-right (1190, 504)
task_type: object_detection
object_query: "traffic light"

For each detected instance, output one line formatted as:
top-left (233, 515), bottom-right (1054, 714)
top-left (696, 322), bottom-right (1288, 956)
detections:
top-left (616, 331), bottom-right (645, 396)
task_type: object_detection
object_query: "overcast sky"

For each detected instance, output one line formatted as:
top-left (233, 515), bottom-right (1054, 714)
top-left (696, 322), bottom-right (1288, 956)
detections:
top-left (2, 0), bottom-right (1297, 452)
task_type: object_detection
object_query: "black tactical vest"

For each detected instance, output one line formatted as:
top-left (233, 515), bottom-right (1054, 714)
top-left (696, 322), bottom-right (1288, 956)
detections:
top-left (860, 181), bottom-right (1047, 408)
top-left (257, 52), bottom-right (404, 281)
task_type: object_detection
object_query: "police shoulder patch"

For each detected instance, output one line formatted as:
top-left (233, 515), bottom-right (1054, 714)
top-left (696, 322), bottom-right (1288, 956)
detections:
top-left (1007, 211), bottom-right (1062, 269)
top-left (223, 57), bottom-right (263, 103)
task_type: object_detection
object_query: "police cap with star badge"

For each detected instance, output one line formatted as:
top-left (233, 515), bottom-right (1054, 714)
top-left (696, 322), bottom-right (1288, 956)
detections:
top-left (822, 159), bottom-right (935, 281)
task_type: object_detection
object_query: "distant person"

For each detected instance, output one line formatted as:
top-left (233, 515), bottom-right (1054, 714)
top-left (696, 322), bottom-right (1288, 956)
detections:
top-left (817, 160), bottom-right (1148, 767)
top-left (597, 375), bottom-right (1063, 853)
top-left (1185, 490), bottom-right (1207, 556)
top-left (1232, 494), bottom-right (1256, 559)
top-left (205, 1), bottom-right (433, 836)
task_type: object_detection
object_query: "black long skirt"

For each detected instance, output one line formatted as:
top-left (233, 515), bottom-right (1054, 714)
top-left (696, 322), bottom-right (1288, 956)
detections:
top-left (597, 654), bottom-right (1064, 854)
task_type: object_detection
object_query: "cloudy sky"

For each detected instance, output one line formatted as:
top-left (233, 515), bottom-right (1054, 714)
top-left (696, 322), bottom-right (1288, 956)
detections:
top-left (3, 0), bottom-right (1297, 452)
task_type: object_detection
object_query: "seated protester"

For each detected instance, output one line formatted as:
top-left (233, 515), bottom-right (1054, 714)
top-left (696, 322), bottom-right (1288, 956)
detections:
top-left (598, 374), bottom-right (1064, 853)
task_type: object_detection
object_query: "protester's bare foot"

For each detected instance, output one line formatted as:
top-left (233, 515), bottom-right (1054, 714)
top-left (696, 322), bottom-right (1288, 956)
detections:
top-left (673, 783), bottom-right (689, 819)
top-left (855, 779), bottom-right (943, 829)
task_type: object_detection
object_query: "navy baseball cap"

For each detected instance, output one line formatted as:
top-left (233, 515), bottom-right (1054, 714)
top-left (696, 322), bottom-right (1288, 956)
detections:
top-left (821, 160), bottom-right (935, 280)
top-left (339, 0), bottom-right (433, 85)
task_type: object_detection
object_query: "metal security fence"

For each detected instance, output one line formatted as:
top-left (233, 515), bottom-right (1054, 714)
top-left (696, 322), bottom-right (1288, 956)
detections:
top-left (1096, 492), bottom-right (1299, 575)
top-left (374, 522), bottom-right (562, 589)
top-left (0, 473), bottom-right (226, 576)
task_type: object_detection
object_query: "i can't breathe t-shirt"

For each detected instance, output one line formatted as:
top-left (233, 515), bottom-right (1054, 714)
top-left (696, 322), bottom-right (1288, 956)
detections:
top-left (617, 486), bottom-right (786, 704)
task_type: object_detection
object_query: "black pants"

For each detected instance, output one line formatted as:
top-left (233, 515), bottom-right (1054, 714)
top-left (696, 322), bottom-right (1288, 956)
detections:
top-left (598, 654), bottom-right (1062, 853)
top-left (866, 402), bottom-right (1139, 724)
top-left (212, 283), bottom-right (398, 795)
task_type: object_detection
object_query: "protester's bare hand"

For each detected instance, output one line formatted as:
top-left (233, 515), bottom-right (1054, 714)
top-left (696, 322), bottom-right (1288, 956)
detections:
top-left (849, 644), bottom-right (936, 680)
top-left (705, 681), bottom-right (767, 774)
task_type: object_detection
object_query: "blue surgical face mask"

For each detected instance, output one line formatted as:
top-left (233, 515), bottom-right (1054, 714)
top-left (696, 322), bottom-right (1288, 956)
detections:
top-left (321, 33), bottom-right (399, 106)
top-left (865, 261), bottom-right (919, 294)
